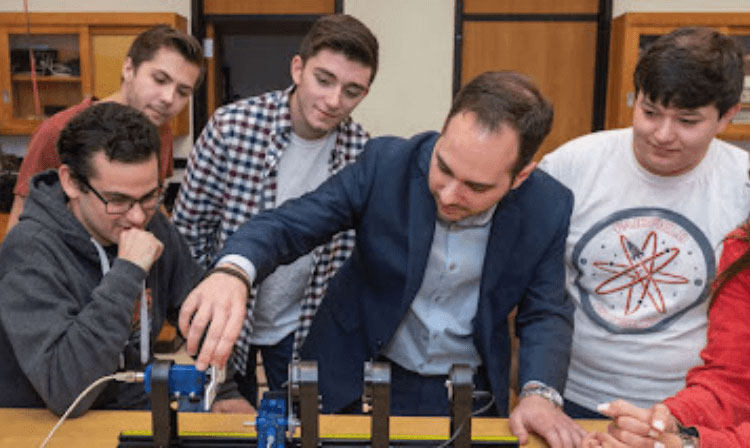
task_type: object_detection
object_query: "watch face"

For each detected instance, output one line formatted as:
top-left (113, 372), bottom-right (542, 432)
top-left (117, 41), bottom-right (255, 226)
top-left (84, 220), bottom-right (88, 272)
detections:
top-left (678, 433), bottom-right (698, 448)
top-left (572, 208), bottom-right (714, 334)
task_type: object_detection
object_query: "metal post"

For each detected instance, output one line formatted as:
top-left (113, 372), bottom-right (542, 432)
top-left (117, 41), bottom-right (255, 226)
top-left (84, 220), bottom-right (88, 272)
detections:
top-left (448, 364), bottom-right (474, 448)
top-left (150, 359), bottom-right (177, 447)
top-left (363, 361), bottom-right (391, 448)
top-left (290, 360), bottom-right (319, 448)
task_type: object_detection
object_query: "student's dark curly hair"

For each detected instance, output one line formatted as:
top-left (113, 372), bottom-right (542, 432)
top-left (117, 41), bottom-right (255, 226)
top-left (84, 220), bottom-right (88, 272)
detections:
top-left (634, 27), bottom-right (745, 118)
top-left (57, 102), bottom-right (161, 188)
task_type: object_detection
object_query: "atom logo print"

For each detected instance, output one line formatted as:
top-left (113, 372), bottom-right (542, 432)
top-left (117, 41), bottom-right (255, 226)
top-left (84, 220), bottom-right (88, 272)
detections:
top-left (573, 208), bottom-right (713, 334)
top-left (593, 231), bottom-right (689, 315)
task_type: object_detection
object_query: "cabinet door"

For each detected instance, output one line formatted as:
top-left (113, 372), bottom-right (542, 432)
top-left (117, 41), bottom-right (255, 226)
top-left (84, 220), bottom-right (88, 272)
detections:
top-left (724, 29), bottom-right (750, 140)
top-left (0, 25), bottom-right (90, 134)
top-left (462, 20), bottom-right (598, 157)
top-left (606, 25), bottom-right (676, 131)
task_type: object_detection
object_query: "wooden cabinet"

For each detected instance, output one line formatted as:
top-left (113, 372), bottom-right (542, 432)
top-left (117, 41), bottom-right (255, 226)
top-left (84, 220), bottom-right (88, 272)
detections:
top-left (0, 12), bottom-right (190, 136)
top-left (459, 0), bottom-right (603, 158)
top-left (607, 13), bottom-right (750, 140)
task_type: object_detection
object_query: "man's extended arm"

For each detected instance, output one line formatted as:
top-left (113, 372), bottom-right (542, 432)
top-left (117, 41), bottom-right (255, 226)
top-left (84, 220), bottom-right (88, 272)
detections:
top-left (179, 142), bottom-right (379, 370)
top-left (508, 185), bottom-right (585, 448)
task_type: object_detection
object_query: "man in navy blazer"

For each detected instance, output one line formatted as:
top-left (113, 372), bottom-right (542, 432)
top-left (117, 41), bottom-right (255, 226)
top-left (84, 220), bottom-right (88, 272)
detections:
top-left (180, 71), bottom-right (584, 447)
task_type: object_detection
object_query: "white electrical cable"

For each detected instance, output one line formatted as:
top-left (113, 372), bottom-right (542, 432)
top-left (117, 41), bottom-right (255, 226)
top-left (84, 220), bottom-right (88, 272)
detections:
top-left (140, 282), bottom-right (149, 364)
top-left (39, 371), bottom-right (144, 448)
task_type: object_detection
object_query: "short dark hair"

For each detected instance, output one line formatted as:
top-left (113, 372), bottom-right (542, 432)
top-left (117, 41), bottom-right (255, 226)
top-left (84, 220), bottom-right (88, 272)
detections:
top-left (634, 26), bottom-right (745, 118)
top-left (443, 71), bottom-right (554, 176)
top-left (58, 103), bottom-right (161, 187)
top-left (127, 25), bottom-right (205, 87)
top-left (298, 14), bottom-right (379, 84)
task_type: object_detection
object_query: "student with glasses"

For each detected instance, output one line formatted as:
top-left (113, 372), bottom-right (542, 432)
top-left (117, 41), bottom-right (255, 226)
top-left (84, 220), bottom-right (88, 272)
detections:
top-left (74, 175), bottom-right (164, 215)
top-left (0, 103), bottom-right (252, 416)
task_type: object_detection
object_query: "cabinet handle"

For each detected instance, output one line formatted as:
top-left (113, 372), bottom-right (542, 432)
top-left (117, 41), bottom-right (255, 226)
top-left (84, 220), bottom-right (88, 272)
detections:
top-left (2, 90), bottom-right (8, 104)
top-left (626, 91), bottom-right (635, 108)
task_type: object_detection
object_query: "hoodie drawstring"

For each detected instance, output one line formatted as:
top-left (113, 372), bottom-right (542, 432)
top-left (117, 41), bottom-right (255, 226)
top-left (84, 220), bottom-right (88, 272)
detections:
top-left (90, 238), bottom-right (149, 366)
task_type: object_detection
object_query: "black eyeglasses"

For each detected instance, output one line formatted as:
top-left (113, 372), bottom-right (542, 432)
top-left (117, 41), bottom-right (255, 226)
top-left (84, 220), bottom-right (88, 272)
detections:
top-left (76, 176), bottom-right (163, 215)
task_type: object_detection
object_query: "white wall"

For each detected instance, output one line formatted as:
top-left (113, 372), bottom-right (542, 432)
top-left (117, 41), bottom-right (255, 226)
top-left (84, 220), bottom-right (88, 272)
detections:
top-left (0, 0), bottom-right (455, 155)
top-left (2, 0), bottom-right (748, 157)
top-left (0, 0), bottom-right (189, 15)
top-left (613, 0), bottom-right (750, 17)
top-left (0, 0), bottom-right (193, 164)
top-left (345, 0), bottom-right (454, 138)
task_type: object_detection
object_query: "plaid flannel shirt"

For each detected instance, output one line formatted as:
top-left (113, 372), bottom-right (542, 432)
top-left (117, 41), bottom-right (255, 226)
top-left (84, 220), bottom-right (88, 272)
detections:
top-left (172, 86), bottom-right (368, 374)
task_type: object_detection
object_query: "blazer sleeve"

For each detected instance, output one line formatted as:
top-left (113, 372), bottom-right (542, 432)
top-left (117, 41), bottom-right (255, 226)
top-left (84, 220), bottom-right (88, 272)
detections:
top-left (515, 183), bottom-right (576, 393)
top-left (218, 141), bottom-right (378, 281)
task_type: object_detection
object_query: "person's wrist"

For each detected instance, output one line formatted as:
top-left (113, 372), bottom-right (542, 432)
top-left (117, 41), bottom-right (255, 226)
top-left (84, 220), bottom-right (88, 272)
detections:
top-left (205, 264), bottom-right (251, 298)
top-left (519, 381), bottom-right (563, 408)
top-left (676, 422), bottom-right (699, 448)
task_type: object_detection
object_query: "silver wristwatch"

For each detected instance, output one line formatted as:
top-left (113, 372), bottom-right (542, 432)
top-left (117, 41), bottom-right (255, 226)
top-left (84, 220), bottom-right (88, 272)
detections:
top-left (678, 433), bottom-right (698, 448)
top-left (677, 422), bottom-right (700, 448)
top-left (519, 381), bottom-right (564, 408)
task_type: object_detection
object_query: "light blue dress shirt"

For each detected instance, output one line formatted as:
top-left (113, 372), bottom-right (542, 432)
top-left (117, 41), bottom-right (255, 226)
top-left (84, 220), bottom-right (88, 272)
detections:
top-left (383, 205), bottom-right (496, 375)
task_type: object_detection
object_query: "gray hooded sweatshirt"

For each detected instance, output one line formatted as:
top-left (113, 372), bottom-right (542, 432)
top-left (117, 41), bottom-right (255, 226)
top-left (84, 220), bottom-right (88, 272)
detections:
top-left (0, 170), bottom-right (204, 415)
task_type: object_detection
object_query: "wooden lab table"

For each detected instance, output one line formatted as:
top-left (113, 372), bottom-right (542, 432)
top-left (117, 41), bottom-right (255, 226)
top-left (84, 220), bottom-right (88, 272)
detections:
top-left (0, 408), bottom-right (609, 447)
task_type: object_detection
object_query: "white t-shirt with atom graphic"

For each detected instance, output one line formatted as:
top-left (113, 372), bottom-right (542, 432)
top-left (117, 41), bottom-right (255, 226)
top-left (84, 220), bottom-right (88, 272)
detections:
top-left (540, 128), bottom-right (750, 411)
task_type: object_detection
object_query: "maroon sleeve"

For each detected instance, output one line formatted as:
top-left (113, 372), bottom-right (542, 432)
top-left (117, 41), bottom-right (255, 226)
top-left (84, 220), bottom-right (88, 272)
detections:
top-left (13, 100), bottom-right (91, 196)
top-left (14, 122), bottom-right (64, 196)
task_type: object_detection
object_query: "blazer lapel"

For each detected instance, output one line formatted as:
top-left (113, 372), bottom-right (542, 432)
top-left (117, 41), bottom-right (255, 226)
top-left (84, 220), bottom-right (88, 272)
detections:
top-left (401, 139), bottom-right (438, 310)
top-left (476, 196), bottom-right (521, 338)
top-left (482, 197), bottom-right (521, 294)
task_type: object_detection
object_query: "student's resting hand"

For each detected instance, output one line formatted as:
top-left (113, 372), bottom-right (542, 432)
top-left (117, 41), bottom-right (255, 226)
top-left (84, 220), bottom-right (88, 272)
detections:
top-left (178, 264), bottom-right (249, 370)
top-left (581, 426), bottom-right (691, 448)
top-left (590, 399), bottom-right (692, 448)
top-left (508, 394), bottom-right (587, 448)
top-left (118, 228), bottom-right (164, 272)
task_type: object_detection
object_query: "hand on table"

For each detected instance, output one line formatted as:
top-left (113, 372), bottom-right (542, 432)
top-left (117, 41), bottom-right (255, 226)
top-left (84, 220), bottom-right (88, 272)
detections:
top-left (508, 395), bottom-right (587, 448)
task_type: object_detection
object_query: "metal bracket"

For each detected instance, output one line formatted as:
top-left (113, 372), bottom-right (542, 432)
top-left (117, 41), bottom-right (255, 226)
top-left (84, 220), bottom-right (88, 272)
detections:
top-left (363, 361), bottom-right (391, 448)
top-left (150, 359), bottom-right (178, 447)
top-left (289, 360), bottom-right (319, 448)
top-left (203, 365), bottom-right (224, 411)
top-left (447, 364), bottom-right (474, 448)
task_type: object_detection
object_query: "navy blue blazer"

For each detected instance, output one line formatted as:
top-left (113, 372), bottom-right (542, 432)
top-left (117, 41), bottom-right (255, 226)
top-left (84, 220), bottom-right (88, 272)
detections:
top-left (220, 131), bottom-right (575, 415)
